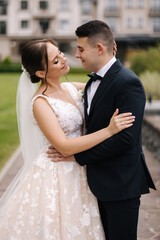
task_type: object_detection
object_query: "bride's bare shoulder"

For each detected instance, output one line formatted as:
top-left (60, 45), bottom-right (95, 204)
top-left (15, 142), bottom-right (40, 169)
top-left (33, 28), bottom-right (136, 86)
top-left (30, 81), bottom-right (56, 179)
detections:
top-left (71, 82), bottom-right (86, 91)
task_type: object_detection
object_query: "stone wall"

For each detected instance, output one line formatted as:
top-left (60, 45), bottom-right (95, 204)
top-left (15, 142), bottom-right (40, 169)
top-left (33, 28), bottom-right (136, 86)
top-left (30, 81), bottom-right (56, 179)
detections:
top-left (142, 114), bottom-right (160, 163)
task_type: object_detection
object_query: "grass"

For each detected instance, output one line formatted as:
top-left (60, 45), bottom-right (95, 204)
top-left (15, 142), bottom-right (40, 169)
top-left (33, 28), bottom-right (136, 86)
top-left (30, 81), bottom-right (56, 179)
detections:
top-left (0, 73), bottom-right (20, 170)
top-left (0, 72), bottom-right (88, 170)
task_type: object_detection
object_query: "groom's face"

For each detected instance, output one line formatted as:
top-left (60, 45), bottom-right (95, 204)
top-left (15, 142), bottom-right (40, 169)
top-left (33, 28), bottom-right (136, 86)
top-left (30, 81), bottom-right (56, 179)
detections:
top-left (75, 37), bottom-right (100, 72)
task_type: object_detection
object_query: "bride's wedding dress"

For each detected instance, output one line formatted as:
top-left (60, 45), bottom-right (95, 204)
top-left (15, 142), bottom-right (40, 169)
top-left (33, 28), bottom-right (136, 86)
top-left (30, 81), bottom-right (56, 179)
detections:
top-left (0, 82), bottom-right (105, 240)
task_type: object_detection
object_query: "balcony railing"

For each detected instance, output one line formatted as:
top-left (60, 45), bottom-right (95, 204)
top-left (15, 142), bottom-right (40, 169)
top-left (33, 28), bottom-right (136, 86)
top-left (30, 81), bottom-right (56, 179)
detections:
top-left (104, 7), bottom-right (121, 17)
top-left (80, 0), bottom-right (97, 3)
top-left (153, 26), bottom-right (160, 33)
top-left (149, 8), bottom-right (160, 17)
top-left (32, 10), bottom-right (56, 19)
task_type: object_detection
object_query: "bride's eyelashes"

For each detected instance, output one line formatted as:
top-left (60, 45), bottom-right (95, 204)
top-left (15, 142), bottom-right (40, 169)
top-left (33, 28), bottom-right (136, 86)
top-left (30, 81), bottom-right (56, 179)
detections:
top-left (53, 51), bottom-right (63, 64)
top-left (54, 59), bottom-right (59, 64)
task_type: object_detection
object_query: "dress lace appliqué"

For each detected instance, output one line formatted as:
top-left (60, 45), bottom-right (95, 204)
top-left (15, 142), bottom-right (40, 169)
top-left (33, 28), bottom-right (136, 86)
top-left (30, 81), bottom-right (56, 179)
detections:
top-left (0, 82), bottom-right (105, 240)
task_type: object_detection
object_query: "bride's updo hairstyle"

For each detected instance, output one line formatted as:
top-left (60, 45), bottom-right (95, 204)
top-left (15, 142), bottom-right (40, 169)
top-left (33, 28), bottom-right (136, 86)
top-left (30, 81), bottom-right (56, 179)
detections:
top-left (21, 38), bottom-right (57, 93)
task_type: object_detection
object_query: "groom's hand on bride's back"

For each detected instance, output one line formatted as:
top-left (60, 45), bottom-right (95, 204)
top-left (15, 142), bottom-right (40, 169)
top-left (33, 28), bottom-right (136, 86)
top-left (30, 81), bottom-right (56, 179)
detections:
top-left (46, 146), bottom-right (75, 162)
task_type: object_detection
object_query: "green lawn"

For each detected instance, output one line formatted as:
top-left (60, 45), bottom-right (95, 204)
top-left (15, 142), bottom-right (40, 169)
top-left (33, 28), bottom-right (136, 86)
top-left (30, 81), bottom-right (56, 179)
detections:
top-left (0, 72), bottom-right (88, 170)
top-left (0, 73), bottom-right (20, 170)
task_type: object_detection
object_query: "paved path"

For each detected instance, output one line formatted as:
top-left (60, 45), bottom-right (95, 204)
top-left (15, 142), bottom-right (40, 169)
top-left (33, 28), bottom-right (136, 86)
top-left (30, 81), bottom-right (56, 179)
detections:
top-left (138, 146), bottom-right (160, 240)
top-left (145, 100), bottom-right (160, 112)
top-left (0, 149), bottom-right (23, 198)
top-left (0, 146), bottom-right (160, 239)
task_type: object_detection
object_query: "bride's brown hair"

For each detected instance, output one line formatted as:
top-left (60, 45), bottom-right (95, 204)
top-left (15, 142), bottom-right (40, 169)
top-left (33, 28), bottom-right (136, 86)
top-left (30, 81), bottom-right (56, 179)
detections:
top-left (21, 38), bottom-right (57, 95)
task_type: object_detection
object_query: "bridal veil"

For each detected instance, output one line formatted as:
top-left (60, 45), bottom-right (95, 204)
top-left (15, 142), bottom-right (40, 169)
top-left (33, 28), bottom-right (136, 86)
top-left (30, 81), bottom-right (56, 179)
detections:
top-left (0, 72), bottom-right (43, 213)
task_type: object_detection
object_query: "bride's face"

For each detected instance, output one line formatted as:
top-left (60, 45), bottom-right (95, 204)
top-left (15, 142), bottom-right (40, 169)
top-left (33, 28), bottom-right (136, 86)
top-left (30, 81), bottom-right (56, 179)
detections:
top-left (46, 43), bottom-right (70, 79)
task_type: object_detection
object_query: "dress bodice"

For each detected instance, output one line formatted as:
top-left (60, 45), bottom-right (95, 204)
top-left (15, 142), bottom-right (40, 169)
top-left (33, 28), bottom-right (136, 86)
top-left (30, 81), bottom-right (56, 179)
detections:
top-left (32, 82), bottom-right (84, 149)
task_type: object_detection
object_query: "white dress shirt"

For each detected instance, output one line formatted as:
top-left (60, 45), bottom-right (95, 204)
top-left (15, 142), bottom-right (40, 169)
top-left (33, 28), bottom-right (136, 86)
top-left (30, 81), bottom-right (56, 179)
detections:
top-left (87, 56), bottom-right (117, 115)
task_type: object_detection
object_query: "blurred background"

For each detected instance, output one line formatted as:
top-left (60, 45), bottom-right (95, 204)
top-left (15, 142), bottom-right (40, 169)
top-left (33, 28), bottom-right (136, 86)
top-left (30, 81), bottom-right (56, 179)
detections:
top-left (0, 1), bottom-right (160, 238)
top-left (0, 0), bottom-right (160, 65)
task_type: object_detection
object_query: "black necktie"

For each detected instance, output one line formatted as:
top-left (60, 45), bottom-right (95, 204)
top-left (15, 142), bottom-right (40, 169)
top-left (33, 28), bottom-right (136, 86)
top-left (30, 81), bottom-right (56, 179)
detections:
top-left (87, 73), bottom-right (103, 82)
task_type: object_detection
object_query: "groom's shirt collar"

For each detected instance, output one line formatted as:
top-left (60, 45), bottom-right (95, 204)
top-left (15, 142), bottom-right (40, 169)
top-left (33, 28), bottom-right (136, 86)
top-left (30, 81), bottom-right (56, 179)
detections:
top-left (96, 56), bottom-right (116, 77)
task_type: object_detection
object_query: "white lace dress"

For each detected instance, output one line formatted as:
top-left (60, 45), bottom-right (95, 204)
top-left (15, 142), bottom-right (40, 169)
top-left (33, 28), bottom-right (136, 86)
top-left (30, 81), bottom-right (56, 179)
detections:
top-left (0, 82), bottom-right (105, 240)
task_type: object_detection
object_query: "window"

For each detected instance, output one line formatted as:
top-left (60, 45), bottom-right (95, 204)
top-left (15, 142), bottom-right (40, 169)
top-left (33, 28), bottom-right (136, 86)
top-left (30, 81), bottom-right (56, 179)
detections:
top-left (152, 17), bottom-right (160, 32)
top-left (126, 17), bottom-right (133, 28)
top-left (59, 20), bottom-right (69, 30)
top-left (126, 0), bottom-right (133, 8)
top-left (152, 0), bottom-right (160, 11)
top-left (39, 19), bottom-right (50, 33)
top-left (82, 1), bottom-right (91, 14)
top-left (137, 17), bottom-right (144, 28)
top-left (106, 18), bottom-right (117, 33)
top-left (0, 21), bottom-right (6, 34)
top-left (59, 0), bottom-right (69, 10)
top-left (107, 0), bottom-right (118, 11)
top-left (0, 5), bottom-right (7, 15)
top-left (137, 0), bottom-right (144, 8)
top-left (21, 20), bottom-right (28, 29)
top-left (21, 1), bottom-right (28, 10)
top-left (39, 1), bottom-right (48, 9)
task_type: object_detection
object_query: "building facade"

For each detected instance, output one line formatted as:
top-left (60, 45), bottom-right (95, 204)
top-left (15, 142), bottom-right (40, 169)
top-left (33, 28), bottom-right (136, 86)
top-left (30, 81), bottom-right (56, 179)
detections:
top-left (0, 0), bottom-right (160, 62)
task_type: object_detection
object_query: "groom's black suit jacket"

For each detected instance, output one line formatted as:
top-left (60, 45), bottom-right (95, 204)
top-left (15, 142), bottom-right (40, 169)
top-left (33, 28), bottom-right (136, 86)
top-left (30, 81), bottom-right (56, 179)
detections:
top-left (75, 60), bottom-right (156, 202)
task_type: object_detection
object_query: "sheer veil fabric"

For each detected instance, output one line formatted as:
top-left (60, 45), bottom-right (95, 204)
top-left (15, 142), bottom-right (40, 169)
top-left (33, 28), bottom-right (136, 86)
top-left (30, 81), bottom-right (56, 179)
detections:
top-left (0, 72), bottom-right (42, 212)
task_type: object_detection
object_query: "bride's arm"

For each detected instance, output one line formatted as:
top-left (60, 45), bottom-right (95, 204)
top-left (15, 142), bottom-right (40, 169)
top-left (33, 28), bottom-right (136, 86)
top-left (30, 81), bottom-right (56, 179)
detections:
top-left (33, 97), bottom-right (134, 156)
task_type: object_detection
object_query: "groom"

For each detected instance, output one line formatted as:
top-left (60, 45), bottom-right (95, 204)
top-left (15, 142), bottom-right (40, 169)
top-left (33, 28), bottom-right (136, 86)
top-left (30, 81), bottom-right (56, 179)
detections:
top-left (49, 20), bottom-right (156, 239)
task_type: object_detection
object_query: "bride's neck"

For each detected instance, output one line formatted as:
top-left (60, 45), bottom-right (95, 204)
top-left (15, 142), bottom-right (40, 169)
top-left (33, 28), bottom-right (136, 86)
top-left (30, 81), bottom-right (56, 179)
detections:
top-left (40, 77), bottom-right (63, 94)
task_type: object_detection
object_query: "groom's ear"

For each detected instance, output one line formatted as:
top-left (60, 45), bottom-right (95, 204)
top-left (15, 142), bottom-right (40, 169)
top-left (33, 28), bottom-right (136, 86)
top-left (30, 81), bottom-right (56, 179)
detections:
top-left (96, 43), bottom-right (104, 56)
top-left (35, 71), bottom-right (45, 79)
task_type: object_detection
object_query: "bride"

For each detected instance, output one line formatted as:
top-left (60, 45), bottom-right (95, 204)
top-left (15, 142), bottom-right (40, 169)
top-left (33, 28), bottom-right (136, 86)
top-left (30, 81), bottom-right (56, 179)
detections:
top-left (0, 38), bottom-right (135, 240)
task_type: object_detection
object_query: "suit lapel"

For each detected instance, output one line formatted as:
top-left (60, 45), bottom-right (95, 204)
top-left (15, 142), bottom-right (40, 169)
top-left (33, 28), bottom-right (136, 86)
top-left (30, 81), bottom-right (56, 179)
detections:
top-left (87, 60), bottom-right (122, 123)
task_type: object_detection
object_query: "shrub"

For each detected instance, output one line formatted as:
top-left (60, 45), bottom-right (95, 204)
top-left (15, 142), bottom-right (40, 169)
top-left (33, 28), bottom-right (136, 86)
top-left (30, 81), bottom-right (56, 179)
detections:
top-left (2, 56), bottom-right (12, 65)
top-left (69, 68), bottom-right (89, 74)
top-left (140, 71), bottom-right (160, 99)
top-left (0, 62), bottom-right (22, 72)
top-left (147, 45), bottom-right (160, 73)
top-left (130, 44), bottom-right (160, 76)
top-left (0, 64), bottom-right (87, 74)
top-left (130, 51), bottom-right (148, 76)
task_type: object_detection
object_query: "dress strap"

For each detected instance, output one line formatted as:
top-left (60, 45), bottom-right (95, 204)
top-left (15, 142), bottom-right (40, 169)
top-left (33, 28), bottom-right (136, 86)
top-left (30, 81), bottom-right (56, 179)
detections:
top-left (62, 83), bottom-right (84, 121)
top-left (62, 82), bottom-right (85, 134)
top-left (31, 94), bottom-right (53, 121)
top-left (62, 82), bottom-right (79, 103)
top-left (32, 94), bottom-right (49, 104)
top-left (31, 94), bottom-right (55, 109)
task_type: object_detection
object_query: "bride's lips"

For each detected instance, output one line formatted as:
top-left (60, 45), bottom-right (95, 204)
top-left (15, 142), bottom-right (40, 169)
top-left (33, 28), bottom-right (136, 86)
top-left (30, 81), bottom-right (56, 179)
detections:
top-left (61, 63), bottom-right (68, 70)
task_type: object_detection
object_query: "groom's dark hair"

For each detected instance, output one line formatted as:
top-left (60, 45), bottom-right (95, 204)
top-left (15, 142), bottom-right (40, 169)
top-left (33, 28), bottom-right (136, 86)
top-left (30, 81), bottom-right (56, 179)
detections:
top-left (75, 20), bottom-right (114, 54)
